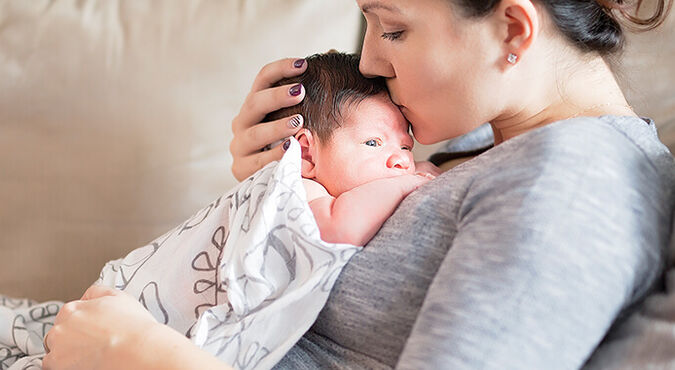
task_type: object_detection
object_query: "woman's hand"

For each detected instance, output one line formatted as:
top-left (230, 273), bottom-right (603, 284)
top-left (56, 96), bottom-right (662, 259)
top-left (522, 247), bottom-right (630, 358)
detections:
top-left (43, 285), bottom-right (231, 370)
top-left (42, 285), bottom-right (159, 370)
top-left (230, 58), bottom-right (308, 181)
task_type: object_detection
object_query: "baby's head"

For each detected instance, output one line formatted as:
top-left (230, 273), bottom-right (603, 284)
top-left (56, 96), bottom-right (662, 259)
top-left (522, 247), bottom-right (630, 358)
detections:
top-left (267, 52), bottom-right (415, 197)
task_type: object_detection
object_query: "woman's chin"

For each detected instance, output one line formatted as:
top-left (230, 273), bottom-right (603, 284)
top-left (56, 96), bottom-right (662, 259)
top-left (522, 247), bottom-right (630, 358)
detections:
top-left (415, 136), bottom-right (439, 145)
top-left (411, 128), bottom-right (444, 145)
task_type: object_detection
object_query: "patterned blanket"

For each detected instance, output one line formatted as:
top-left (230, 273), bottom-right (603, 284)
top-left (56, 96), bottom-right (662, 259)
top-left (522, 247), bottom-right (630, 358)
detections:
top-left (1, 138), bottom-right (360, 370)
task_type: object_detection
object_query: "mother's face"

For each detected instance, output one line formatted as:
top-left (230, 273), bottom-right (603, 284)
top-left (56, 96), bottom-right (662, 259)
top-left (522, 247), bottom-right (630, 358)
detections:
top-left (357, 0), bottom-right (501, 144)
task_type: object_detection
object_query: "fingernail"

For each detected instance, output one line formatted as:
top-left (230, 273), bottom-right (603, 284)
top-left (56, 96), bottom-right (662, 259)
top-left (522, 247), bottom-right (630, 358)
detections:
top-left (294, 59), bottom-right (305, 68)
top-left (282, 139), bottom-right (291, 151)
top-left (288, 115), bottom-right (303, 128)
top-left (289, 83), bottom-right (302, 96)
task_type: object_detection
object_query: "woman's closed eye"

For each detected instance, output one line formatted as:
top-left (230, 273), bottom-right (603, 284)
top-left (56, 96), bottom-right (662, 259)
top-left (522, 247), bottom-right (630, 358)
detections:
top-left (381, 30), bottom-right (404, 41)
top-left (364, 138), bottom-right (382, 147)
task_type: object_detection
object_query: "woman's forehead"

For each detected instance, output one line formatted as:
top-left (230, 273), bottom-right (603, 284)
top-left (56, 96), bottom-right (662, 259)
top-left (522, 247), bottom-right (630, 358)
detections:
top-left (357, 0), bottom-right (453, 16)
top-left (358, 0), bottom-right (403, 14)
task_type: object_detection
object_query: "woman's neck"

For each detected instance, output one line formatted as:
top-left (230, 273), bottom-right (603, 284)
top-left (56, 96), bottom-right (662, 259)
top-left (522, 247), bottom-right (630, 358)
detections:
top-left (490, 54), bottom-right (635, 145)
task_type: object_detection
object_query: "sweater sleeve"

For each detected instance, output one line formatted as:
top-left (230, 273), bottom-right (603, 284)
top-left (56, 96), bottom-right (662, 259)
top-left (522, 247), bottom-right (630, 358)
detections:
top-left (395, 120), bottom-right (673, 370)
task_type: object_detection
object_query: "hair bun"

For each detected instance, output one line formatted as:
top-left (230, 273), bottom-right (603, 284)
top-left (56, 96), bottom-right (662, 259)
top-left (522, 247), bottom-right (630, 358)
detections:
top-left (584, 0), bottom-right (625, 53)
top-left (455, 0), bottom-right (671, 55)
top-left (595, 0), bottom-right (672, 31)
top-left (549, 0), bottom-right (672, 54)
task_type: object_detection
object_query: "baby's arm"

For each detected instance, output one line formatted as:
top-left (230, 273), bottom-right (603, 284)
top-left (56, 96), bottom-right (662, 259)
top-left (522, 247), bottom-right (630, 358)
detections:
top-left (304, 175), bottom-right (431, 246)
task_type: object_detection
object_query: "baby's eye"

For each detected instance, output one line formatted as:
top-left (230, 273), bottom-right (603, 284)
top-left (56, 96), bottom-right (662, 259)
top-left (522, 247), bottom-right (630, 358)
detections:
top-left (401, 146), bottom-right (412, 151)
top-left (364, 139), bottom-right (381, 147)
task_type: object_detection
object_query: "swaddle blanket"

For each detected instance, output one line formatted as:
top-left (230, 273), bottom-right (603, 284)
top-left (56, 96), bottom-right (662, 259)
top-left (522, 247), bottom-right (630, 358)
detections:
top-left (0, 138), bottom-right (361, 370)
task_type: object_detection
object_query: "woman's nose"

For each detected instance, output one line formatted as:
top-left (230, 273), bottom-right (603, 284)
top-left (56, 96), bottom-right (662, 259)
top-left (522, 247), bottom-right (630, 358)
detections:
top-left (386, 152), bottom-right (412, 171)
top-left (359, 28), bottom-right (395, 78)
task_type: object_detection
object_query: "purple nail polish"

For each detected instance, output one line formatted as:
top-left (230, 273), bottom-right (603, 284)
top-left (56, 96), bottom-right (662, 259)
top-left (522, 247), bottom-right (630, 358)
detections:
top-left (289, 84), bottom-right (302, 97)
top-left (282, 139), bottom-right (291, 151)
top-left (294, 59), bottom-right (305, 68)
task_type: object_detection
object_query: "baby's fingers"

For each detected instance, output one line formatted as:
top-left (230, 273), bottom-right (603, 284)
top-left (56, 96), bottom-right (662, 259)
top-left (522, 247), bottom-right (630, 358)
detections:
top-left (415, 172), bottom-right (436, 181)
top-left (414, 161), bottom-right (441, 177)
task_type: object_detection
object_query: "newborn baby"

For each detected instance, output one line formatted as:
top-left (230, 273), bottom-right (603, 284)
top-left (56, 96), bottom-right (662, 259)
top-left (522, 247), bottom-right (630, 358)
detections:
top-left (267, 52), bottom-right (436, 246)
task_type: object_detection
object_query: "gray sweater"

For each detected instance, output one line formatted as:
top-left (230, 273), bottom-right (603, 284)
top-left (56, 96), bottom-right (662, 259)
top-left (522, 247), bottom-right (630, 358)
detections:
top-left (276, 115), bottom-right (675, 369)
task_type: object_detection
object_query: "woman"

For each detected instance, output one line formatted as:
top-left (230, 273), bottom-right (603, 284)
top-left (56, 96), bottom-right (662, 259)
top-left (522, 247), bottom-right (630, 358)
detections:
top-left (43, 0), bottom-right (674, 369)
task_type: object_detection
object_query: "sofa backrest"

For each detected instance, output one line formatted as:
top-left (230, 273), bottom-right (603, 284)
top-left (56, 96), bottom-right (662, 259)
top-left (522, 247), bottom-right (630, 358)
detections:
top-left (617, 10), bottom-right (675, 154)
top-left (0, 0), bottom-right (362, 301)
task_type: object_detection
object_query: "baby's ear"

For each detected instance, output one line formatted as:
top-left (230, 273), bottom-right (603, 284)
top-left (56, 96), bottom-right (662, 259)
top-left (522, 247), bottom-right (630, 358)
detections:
top-left (295, 129), bottom-right (318, 178)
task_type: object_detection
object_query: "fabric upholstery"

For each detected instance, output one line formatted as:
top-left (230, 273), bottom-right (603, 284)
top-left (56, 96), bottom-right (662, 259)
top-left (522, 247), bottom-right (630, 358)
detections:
top-left (617, 11), bottom-right (675, 154)
top-left (0, 0), bottom-right (361, 301)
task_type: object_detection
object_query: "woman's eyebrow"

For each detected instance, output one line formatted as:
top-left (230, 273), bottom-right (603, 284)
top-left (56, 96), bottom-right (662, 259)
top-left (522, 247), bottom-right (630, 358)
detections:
top-left (361, 1), bottom-right (401, 14)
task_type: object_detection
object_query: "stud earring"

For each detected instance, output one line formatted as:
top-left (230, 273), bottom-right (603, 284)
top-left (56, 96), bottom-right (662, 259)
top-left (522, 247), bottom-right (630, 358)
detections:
top-left (507, 53), bottom-right (518, 64)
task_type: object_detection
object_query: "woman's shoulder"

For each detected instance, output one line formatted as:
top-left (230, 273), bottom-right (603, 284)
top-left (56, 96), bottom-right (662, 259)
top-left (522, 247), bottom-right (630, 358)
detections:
top-left (423, 115), bottom-right (674, 216)
top-left (444, 115), bottom-right (675, 218)
top-left (477, 115), bottom-right (674, 176)
top-left (433, 116), bottom-right (672, 174)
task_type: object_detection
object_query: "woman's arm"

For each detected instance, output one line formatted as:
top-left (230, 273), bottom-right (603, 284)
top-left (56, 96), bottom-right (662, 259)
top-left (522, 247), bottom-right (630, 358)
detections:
top-left (42, 285), bottom-right (232, 370)
top-left (229, 58), bottom-right (307, 181)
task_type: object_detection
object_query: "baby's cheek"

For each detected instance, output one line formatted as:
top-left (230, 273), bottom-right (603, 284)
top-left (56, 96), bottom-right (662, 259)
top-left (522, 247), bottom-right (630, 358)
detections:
top-left (341, 171), bottom-right (374, 193)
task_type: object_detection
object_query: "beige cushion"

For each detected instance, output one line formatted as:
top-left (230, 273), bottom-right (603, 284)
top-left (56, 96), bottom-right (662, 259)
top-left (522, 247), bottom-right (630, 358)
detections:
top-left (0, 0), bottom-right (361, 301)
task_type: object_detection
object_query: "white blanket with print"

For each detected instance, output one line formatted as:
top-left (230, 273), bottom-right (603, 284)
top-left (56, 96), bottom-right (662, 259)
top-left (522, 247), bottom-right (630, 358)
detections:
top-left (0, 138), bottom-right (360, 370)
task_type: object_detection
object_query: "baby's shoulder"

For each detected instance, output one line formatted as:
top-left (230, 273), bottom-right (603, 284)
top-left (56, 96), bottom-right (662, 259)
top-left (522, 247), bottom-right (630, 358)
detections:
top-left (302, 178), bottom-right (331, 203)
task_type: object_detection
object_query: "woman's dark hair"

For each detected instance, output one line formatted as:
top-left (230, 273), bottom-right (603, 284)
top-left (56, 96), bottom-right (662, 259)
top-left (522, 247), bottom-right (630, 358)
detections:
top-left (453, 0), bottom-right (672, 55)
top-left (265, 52), bottom-right (387, 143)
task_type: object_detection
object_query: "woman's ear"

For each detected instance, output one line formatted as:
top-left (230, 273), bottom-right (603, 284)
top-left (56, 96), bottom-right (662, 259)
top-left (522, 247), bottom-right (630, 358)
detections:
top-left (294, 129), bottom-right (318, 178)
top-left (495, 0), bottom-right (539, 67)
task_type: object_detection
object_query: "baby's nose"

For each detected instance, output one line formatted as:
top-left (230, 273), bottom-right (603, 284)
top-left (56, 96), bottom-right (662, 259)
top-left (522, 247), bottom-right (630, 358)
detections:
top-left (386, 152), bottom-right (412, 171)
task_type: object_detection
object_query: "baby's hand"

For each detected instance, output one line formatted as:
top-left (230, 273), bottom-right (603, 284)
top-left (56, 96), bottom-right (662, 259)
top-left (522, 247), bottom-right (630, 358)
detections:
top-left (414, 160), bottom-right (441, 178)
top-left (398, 172), bottom-right (434, 196)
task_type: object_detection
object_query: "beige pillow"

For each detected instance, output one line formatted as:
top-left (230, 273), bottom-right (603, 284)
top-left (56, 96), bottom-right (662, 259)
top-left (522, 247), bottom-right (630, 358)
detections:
top-left (0, 0), bottom-right (361, 301)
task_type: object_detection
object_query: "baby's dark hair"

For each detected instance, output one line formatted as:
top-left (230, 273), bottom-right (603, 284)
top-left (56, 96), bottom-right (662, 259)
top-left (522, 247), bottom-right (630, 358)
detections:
top-left (265, 52), bottom-right (387, 143)
top-left (452, 0), bottom-right (672, 55)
